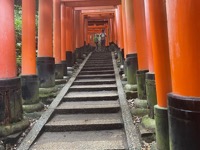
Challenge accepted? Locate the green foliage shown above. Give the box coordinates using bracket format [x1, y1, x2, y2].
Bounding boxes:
[14, 5, 22, 75]
[14, 5, 22, 55]
[14, 5, 38, 75]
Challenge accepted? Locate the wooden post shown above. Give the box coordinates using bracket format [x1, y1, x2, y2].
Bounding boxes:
[21, 0, 43, 113]
[167, 1, 200, 149]
[53, 0, 63, 79]
[147, 0, 172, 149]
[61, 3, 67, 75]
[123, 0, 138, 97]
[133, 0, 148, 70]
[65, 6, 73, 67]
[0, 0, 29, 137]
[37, 0, 55, 88]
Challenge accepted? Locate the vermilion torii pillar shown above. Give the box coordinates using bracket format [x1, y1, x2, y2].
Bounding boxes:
[167, 1, 200, 149]
[109, 18, 113, 43]
[144, 0, 156, 110]
[84, 18, 88, 44]
[124, 0, 137, 55]
[123, 0, 138, 96]
[113, 17, 118, 44]
[37, 0, 55, 89]
[74, 10, 81, 49]
[115, 6, 124, 71]
[132, 0, 150, 102]
[74, 10, 83, 60]
[148, 0, 172, 149]
[65, 6, 74, 67]
[80, 14, 84, 46]
[0, 0, 29, 137]
[132, 0, 148, 70]
[53, 0, 64, 79]
[122, 0, 127, 57]
[116, 5, 124, 50]
[61, 3, 67, 76]
[144, 0, 154, 73]
[21, 0, 43, 113]
[71, 9, 75, 52]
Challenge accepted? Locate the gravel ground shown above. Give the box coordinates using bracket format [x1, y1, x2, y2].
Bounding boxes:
[127, 98, 156, 150]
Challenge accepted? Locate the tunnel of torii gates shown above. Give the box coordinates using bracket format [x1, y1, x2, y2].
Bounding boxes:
[0, 0, 200, 149]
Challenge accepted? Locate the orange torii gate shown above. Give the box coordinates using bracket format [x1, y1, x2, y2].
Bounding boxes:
[1, 1, 200, 150]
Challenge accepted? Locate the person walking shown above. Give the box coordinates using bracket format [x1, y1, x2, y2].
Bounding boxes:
[94, 34, 99, 51]
[100, 29, 106, 51]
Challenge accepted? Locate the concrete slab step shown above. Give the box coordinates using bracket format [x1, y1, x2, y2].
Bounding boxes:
[63, 91, 118, 101]
[84, 64, 113, 67]
[82, 67, 114, 71]
[79, 70, 114, 75]
[77, 74, 115, 79]
[86, 59, 112, 62]
[30, 130, 127, 150]
[79, 69, 114, 75]
[88, 58, 112, 60]
[73, 79, 116, 85]
[56, 100, 120, 114]
[69, 84, 117, 91]
[85, 62, 113, 65]
[45, 113, 123, 131]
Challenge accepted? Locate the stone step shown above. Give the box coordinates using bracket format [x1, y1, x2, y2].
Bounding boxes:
[30, 130, 127, 150]
[69, 84, 117, 91]
[79, 70, 114, 75]
[45, 113, 123, 131]
[88, 58, 112, 60]
[84, 64, 113, 67]
[89, 56, 111, 58]
[63, 91, 119, 101]
[73, 79, 116, 85]
[56, 100, 120, 114]
[82, 67, 114, 71]
[85, 62, 113, 65]
[77, 74, 115, 79]
[86, 60, 112, 62]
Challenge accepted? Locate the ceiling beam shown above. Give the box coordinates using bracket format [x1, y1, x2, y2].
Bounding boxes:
[61, 0, 121, 7]
[75, 6, 115, 10]
[81, 9, 115, 14]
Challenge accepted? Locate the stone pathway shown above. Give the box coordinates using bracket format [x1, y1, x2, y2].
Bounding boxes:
[18, 52, 140, 150]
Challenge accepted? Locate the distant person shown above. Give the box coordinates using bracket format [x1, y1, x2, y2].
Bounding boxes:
[94, 34, 99, 50]
[100, 29, 106, 48]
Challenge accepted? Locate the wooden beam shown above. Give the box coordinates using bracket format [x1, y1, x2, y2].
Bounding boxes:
[82, 9, 115, 14]
[75, 6, 115, 10]
[62, 0, 121, 7]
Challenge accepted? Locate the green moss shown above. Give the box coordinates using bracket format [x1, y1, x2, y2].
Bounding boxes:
[0, 119, 29, 137]
[142, 115, 156, 130]
[134, 99, 148, 108]
[131, 108, 149, 117]
[23, 102, 44, 113]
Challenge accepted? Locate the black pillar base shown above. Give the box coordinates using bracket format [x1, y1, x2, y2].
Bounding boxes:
[55, 63, 64, 79]
[37, 57, 55, 88]
[21, 75, 43, 113]
[146, 72, 157, 118]
[126, 53, 138, 85]
[61, 61, 68, 76]
[154, 105, 169, 150]
[136, 70, 149, 99]
[168, 93, 200, 150]
[0, 77, 29, 136]
[72, 51, 76, 64]
[66, 51, 73, 67]
[75, 48, 83, 60]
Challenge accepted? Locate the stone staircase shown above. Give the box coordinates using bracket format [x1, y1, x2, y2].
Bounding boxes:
[19, 52, 140, 150]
